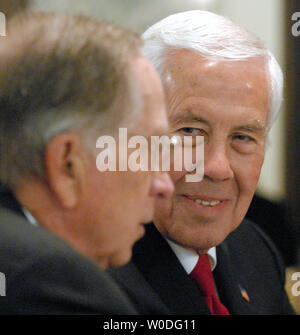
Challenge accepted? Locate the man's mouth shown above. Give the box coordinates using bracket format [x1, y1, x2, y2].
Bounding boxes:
[192, 199, 221, 207]
[181, 195, 228, 207]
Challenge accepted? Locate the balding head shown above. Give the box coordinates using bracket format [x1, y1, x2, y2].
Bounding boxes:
[0, 12, 142, 188]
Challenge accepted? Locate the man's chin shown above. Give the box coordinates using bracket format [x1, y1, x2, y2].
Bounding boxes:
[108, 248, 133, 268]
[137, 223, 146, 239]
[168, 227, 230, 251]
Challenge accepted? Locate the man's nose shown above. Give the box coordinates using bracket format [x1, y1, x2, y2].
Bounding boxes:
[150, 172, 174, 199]
[204, 144, 234, 182]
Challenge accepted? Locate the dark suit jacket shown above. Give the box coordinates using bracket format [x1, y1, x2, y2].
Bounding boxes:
[110, 220, 295, 315]
[0, 191, 137, 314]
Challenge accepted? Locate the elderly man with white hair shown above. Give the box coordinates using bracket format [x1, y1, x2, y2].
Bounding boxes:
[109, 10, 295, 315]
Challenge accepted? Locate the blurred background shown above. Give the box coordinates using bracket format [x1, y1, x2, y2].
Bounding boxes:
[1, 0, 300, 312]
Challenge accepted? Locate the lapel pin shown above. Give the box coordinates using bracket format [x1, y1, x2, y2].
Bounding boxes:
[239, 285, 250, 303]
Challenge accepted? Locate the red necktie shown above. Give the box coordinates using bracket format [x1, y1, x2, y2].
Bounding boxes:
[190, 254, 230, 315]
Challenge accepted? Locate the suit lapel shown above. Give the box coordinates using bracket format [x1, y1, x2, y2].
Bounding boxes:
[132, 224, 211, 315]
[214, 241, 257, 315]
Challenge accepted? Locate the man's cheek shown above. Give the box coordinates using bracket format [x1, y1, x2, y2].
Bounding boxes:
[247, 165, 264, 192]
[235, 157, 264, 193]
[154, 196, 173, 216]
[169, 170, 185, 184]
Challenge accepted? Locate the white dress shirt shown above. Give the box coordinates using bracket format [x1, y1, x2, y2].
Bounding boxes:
[165, 238, 217, 273]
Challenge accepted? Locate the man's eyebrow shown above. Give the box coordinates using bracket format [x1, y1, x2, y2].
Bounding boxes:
[233, 121, 266, 133]
[170, 110, 209, 125]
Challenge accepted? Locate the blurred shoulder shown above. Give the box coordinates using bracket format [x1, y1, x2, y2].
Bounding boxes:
[0, 207, 136, 314]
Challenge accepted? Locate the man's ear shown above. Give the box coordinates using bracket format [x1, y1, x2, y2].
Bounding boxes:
[44, 133, 86, 209]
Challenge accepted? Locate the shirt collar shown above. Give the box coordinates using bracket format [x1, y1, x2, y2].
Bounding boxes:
[22, 207, 38, 226]
[165, 238, 217, 273]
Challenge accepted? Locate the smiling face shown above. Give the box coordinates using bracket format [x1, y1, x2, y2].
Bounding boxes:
[154, 49, 270, 252]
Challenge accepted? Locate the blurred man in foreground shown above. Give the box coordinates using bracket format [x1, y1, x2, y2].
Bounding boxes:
[110, 10, 294, 314]
[0, 12, 173, 314]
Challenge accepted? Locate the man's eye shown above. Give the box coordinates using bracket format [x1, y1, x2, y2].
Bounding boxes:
[178, 127, 203, 135]
[233, 134, 254, 142]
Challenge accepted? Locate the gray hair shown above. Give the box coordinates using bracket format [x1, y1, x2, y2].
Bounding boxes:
[0, 12, 142, 189]
[142, 10, 283, 130]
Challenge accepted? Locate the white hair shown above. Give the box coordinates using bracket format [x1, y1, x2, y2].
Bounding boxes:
[142, 10, 283, 130]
